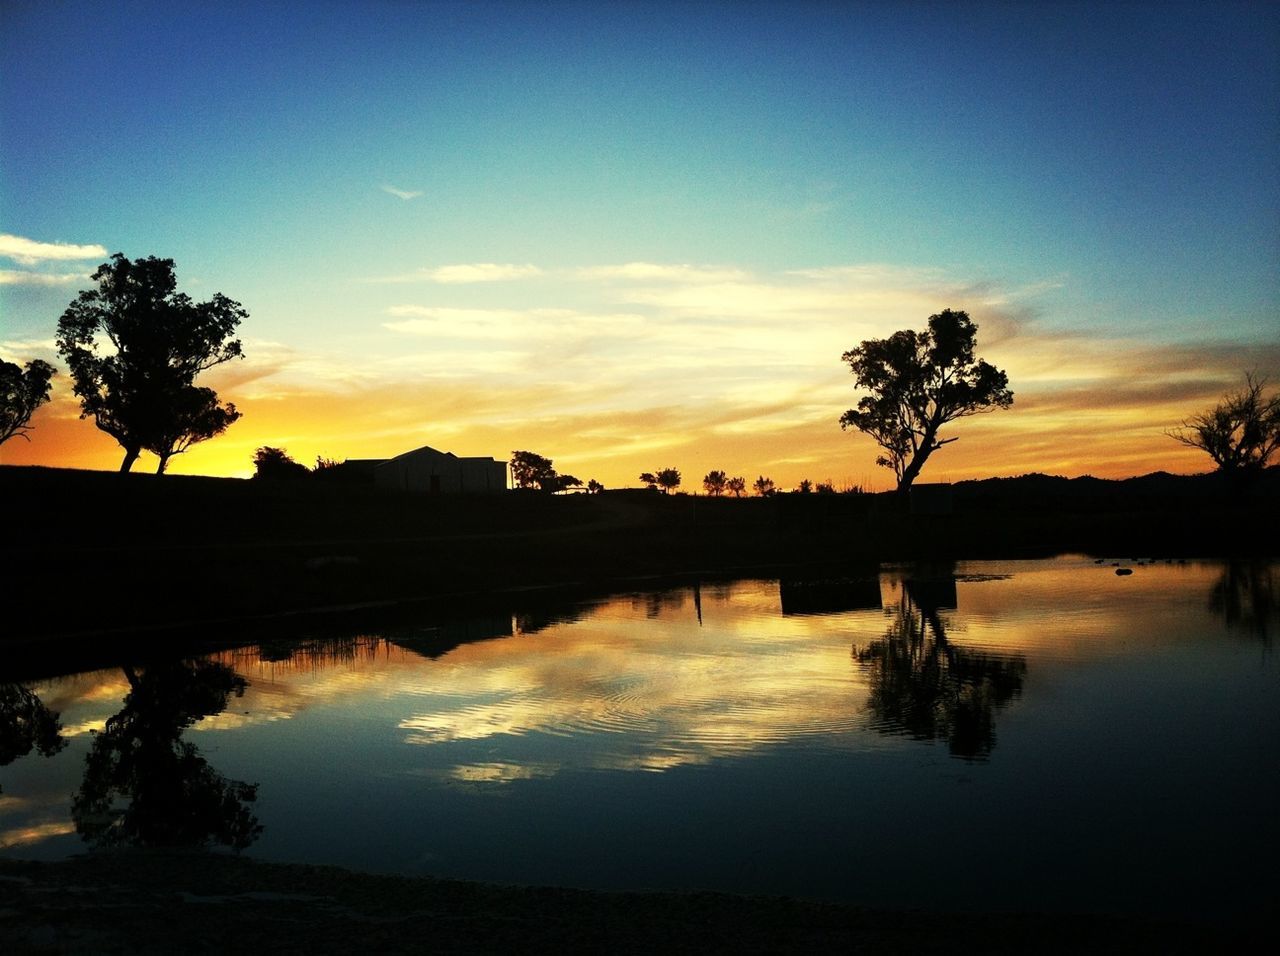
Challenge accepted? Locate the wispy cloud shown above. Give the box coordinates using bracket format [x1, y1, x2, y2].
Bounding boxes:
[580, 262, 749, 283]
[0, 269, 92, 286]
[364, 263, 544, 284]
[0, 234, 107, 266]
[420, 263, 542, 284]
[380, 184, 424, 200]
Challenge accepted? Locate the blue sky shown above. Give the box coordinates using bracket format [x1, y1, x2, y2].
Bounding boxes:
[2, 0, 1278, 484]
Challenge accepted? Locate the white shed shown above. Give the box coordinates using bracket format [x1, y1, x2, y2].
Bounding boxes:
[372, 445, 507, 494]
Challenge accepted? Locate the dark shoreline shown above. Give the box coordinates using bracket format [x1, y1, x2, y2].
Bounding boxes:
[3, 463, 1276, 663]
[0, 849, 1257, 955]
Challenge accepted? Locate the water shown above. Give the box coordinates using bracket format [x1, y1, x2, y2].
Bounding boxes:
[2, 556, 1276, 920]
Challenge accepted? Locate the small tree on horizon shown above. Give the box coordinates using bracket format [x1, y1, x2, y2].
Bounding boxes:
[0, 359, 56, 446]
[655, 467, 681, 494]
[703, 470, 727, 496]
[840, 308, 1012, 492]
[726, 476, 747, 498]
[1167, 373, 1280, 474]
[796, 478, 813, 494]
[753, 475, 775, 496]
[252, 446, 310, 480]
[586, 478, 605, 494]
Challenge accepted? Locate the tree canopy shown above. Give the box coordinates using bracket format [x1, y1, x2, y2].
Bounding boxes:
[0, 359, 56, 446]
[703, 470, 727, 496]
[840, 309, 1012, 491]
[56, 254, 245, 473]
[510, 450, 580, 492]
[1168, 373, 1280, 474]
[252, 446, 311, 480]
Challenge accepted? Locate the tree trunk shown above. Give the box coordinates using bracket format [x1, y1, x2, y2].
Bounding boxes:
[156, 454, 170, 475]
[119, 446, 141, 473]
[896, 445, 934, 492]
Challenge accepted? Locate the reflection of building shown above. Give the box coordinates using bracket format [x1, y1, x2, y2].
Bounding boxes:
[780, 577, 882, 615]
[346, 445, 507, 494]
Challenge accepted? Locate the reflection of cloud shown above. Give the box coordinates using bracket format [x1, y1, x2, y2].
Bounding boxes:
[447, 761, 559, 784]
[0, 820, 77, 849]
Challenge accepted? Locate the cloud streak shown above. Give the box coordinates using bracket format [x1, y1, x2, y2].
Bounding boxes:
[380, 184, 423, 200]
[0, 234, 107, 266]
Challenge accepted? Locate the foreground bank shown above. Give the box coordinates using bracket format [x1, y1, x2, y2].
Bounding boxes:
[0, 850, 1251, 955]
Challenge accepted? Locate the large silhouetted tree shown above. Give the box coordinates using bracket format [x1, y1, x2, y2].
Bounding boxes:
[0, 359, 56, 446]
[56, 254, 245, 473]
[1168, 373, 1280, 474]
[840, 309, 1012, 492]
[703, 470, 727, 496]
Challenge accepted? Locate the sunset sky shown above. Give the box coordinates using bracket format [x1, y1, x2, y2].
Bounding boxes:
[2, 0, 1277, 489]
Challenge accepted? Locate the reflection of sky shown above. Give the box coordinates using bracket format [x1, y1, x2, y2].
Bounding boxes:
[2, 559, 1277, 919]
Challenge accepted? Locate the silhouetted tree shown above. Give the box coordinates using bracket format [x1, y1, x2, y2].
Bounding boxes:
[586, 478, 605, 494]
[1168, 373, 1280, 474]
[71, 660, 262, 849]
[840, 309, 1012, 492]
[56, 254, 245, 472]
[816, 479, 836, 495]
[726, 475, 747, 497]
[511, 450, 555, 489]
[546, 473, 583, 493]
[703, 470, 727, 496]
[854, 579, 1026, 760]
[639, 471, 658, 490]
[796, 478, 813, 494]
[510, 450, 579, 492]
[753, 475, 775, 496]
[252, 446, 310, 480]
[148, 386, 240, 474]
[0, 359, 56, 446]
[0, 684, 67, 793]
[655, 467, 681, 494]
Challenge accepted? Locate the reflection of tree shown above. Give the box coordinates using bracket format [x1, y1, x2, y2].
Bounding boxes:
[0, 684, 67, 793]
[854, 582, 1026, 761]
[1210, 561, 1276, 643]
[72, 660, 262, 850]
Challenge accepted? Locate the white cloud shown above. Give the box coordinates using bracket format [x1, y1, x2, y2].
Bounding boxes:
[384, 306, 644, 341]
[421, 263, 543, 284]
[380, 184, 424, 200]
[0, 234, 107, 266]
[364, 263, 544, 284]
[580, 262, 749, 283]
[0, 269, 91, 286]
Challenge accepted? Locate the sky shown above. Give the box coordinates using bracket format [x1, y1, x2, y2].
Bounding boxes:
[2, 0, 1278, 489]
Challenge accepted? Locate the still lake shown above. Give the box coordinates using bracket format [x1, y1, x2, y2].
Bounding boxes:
[2, 555, 1276, 921]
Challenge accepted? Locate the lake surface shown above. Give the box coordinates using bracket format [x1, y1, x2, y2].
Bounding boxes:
[3, 556, 1276, 921]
